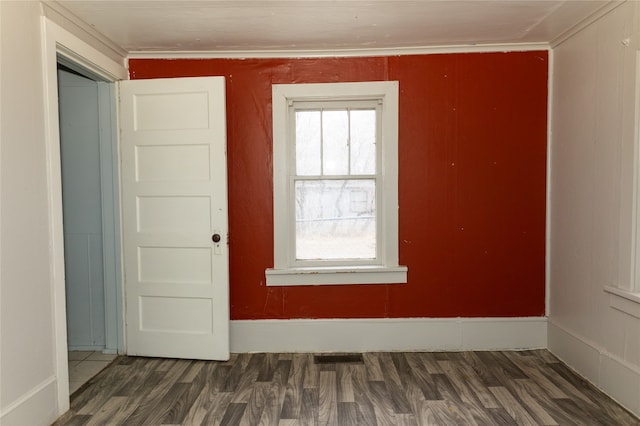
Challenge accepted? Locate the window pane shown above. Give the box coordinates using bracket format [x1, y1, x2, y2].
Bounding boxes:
[295, 179, 376, 260]
[322, 110, 349, 175]
[295, 111, 321, 175]
[350, 109, 376, 174]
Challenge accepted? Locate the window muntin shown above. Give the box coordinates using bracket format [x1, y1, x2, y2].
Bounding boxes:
[292, 102, 380, 264]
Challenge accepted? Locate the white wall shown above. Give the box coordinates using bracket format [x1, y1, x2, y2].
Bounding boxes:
[0, 1, 59, 424]
[1, 2, 126, 424]
[549, 0, 640, 417]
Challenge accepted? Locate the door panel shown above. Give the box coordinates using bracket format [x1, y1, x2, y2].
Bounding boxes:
[58, 69, 106, 350]
[120, 77, 229, 360]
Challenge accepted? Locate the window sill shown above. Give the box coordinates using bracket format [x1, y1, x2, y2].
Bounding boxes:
[265, 265, 408, 286]
[604, 286, 640, 319]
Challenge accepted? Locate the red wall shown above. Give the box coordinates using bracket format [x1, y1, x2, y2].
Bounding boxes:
[129, 52, 547, 319]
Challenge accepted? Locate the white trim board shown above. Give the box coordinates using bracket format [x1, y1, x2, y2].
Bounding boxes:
[548, 320, 640, 417]
[0, 377, 58, 425]
[41, 16, 127, 418]
[127, 43, 549, 60]
[40, 1, 128, 63]
[230, 317, 547, 353]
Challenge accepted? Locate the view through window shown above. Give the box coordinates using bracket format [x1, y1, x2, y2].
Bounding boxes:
[294, 106, 378, 261]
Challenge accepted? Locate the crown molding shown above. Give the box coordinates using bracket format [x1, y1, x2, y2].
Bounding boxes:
[551, 0, 628, 48]
[127, 43, 549, 60]
[41, 1, 127, 63]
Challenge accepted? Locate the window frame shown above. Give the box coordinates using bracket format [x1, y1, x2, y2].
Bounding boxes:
[603, 50, 640, 314]
[266, 81, 407, 286]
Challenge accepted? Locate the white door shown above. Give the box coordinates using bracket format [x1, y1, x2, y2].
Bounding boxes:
[119, 77, 229, 360]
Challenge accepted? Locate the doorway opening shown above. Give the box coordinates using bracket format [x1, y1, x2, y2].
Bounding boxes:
[56, 58, 122, 393]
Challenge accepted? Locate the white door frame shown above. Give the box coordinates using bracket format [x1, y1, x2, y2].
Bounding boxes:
[41, 17, 127, 415]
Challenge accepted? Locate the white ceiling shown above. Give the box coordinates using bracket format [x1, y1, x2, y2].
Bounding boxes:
[55, 0, 614, 53]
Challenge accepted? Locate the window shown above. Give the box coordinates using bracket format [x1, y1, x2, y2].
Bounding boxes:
[603, 53, 640, 313]
[266, 81, 407, 286]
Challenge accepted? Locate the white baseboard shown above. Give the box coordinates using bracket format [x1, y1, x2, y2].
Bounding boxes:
[548, 320, 640, 417]
[230, 317, 547, 353]
[0, 376, 59, 425]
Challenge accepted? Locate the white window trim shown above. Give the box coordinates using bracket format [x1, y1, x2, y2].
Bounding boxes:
[266, 81, 407, 286]
[630, 51, 640, 295]
[604, 51, 640, 315]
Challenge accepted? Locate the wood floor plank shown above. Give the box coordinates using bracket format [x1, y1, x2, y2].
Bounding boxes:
[418, 352, 444, 375]
[155, 358, 177, 372]
[73, 365, 130, 415]
[299, 387, 319, 426]
[379, 353, 412, 414]
[503, 351, 569, 400]
[404, 352, 441, 401]
[179, 360, 205, 383]
[513, 379, 582, 426]
[303, 354, 319, 390]
[462, 352, 502, 387]
[431, 373, 464, 405]
[455, 360, 501, 409]
[397, 370, 424, 425]
[55, 413, 92, 426]
[141, 382, 191, 426]
[438, 360, 483, 406]
[318, 371, 337, 426]
[256, 360, 292, 425]
[239, 382, 270, 426]
[211, 363, 233, 392]
[552, 398, 599, 425]
[222, 353, 251, 393]
[121, 360, 192, 424]
[257, 353, 280, 382]
[367, 381, 399, 426]
[165, 363, 208, 424]
[350, 363, 378, 426]
[182, 386, 233, 426]
[232, 353, 267, 403]
[476, 351, 528, 381]
[336, 364, 355, 403]
[559, 390, 639, 426]
[362, 352, 384, 381]
[489, 385, 538, 426]
[541, 364, 595, 405]
[70, 358, 137, 410]
[438, 361, 502, 426]
[546, 361, 620, 410]
[508, 379, 559, 425]
[486, 407, 521, 425]
[82, 396, 127, 426]
[57, 350, 640, 426]
[111, 357, 162, 397]
[219, 402, 247, 426]
[92, 370, 165, 424]
[337, 401, 358, 424]
[257, 386, 282, 426]
[393, 413, 419, 426]
[420, 400, 477, 426]
[452, 360, 508, 420]
[180, 382, 215, 425]
[280, 353, 308, 419]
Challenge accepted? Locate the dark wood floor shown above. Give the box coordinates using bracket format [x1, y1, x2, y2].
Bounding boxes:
[53, 350, 639, 425]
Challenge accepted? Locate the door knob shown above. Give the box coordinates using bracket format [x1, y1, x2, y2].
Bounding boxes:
[212, 233, 221, 243]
